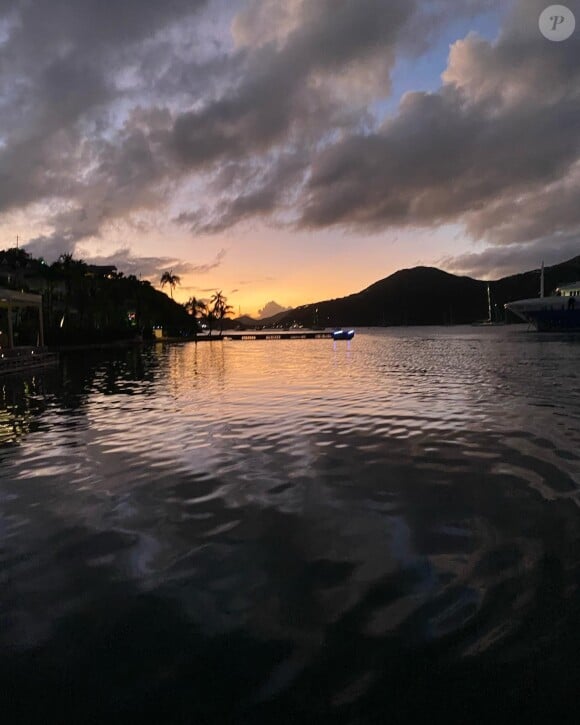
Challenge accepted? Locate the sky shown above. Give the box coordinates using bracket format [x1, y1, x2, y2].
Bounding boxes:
[0, 0, 579, 317]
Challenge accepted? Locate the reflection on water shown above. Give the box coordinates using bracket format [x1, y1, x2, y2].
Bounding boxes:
[2, 328, 580, 722]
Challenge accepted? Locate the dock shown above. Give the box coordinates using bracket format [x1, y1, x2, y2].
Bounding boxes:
[1, 287, 56, 374]
[222, 331, 334, 341]
[0, 349, 59, 376]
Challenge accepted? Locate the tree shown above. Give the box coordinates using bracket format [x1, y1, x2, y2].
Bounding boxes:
[203, 306, 216, 338]
[184, 296, 207, 318]
[52, 253, 88, 328]
[160, 270, 181, 299]
[184, 296, 207, 336]
[0, 247, 31, 267]
[210, 290, 234, 337]
[0, 247, 32, 290]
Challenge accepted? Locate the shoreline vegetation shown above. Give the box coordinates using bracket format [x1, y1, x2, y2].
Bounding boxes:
[0, 247, 238, 349]
[2, 247, 580, 350]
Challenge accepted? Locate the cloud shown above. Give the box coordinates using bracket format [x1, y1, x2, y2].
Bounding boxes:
[189, 248, 228, 273]
[5, 0, 576, 276]
[25, 232, 79, 261]
[168, 0, 415, 170]
[68, 246, 227, 280]
[257, 300, 292, 319]
[166, 0, 503, 232]
[439, 233, 580, 279]
[179, 187, 279, 233]
[298, 0, 580, 252]
[0, 0, 209, 252]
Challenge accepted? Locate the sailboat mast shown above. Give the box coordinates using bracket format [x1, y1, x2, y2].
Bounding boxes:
[487, 283, 492, 322]
[540, 261, 545, 298]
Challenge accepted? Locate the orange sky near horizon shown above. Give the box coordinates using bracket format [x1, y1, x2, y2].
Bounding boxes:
[147, 223, 476, 317]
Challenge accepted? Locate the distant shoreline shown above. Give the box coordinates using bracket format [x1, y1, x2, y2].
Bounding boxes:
[48, 334, 230, 352]
[47, 323, 535, 352]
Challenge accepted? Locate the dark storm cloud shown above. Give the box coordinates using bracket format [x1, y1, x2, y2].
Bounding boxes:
[3, 0, 207, 59]
[298, 0, 580, 249]
[164, 0, 504, 217]
[464, 163, 580, 246]
[0, 54, 109, 214]
[175, 147, 311, 232]
[167, 0, 417, 169]
[0, 0, 208, 254]
[301, 93, 580, 229]
[439, 234, 580, 279]
[25, 232, 79, 261]
[3, 0, 574, 271]
[179, 188, 279, 234]
[78, 247, 227, 280]
[168, 0, 580, 252]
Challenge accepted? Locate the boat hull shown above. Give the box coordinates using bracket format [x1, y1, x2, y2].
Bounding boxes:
[332, 330, 355, 340]
[521, 308, 580, 332]
[505, 295, 580, 331]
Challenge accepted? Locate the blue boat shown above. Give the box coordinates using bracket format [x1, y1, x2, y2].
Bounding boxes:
[332, 329, 355, 340]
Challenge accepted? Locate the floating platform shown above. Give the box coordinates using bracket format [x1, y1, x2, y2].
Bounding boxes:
[332, 329, 355, 340]
[0, 349, 59, 375]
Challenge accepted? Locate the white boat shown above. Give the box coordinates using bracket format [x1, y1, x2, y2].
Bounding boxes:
[473, 283, 505, 326]
[505, 264, 580, 331]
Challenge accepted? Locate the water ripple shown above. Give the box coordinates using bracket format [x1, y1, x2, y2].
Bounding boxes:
[2, 329, 580, 720]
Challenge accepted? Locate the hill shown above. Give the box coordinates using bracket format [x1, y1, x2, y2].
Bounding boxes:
[493, 255, 580, 308]
[272, 255, 580, 327]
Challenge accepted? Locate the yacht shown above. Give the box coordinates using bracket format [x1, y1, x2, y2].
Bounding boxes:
[505, 266, 580, 331]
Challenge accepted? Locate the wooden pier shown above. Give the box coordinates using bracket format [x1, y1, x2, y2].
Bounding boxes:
[0, 349, 58, 376]
[222, 331, 334, 341]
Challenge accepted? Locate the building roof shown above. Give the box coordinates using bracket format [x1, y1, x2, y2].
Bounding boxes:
[0, 287, 42, 306]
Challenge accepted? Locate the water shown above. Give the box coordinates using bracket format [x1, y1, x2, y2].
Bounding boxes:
[2, 327, 580, 723]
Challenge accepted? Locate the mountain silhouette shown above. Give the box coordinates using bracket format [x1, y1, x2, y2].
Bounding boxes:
[247, 255, 580, 327]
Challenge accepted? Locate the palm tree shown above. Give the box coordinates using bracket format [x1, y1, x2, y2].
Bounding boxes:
[184, 296, 207, 336]
[210, 290, 224, 309]
[53, 253, 88, 329]
[210, 290, 234, 337]
[204, 306, 217, 338]
[184, 296, 206, 317]
[160, 270, 181, 299]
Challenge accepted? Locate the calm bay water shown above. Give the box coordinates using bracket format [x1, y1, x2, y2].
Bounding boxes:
[2, 327, 580, 723]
